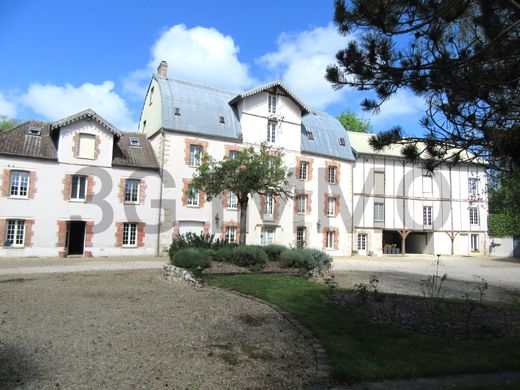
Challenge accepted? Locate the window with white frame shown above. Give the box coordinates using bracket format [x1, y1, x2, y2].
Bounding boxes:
[261, 227, 275, 246]
[189, 145, 202, 167]
[471, 234, 479, 251]
[5, 220, 25, 247]
[327, 197, 336, 216]
[326, 230, 335, 249]
[70, 175, 87, 200]
[187, 186, 199, 207]
[229, 150, 239, 160]
[296, 227, 305, 248]
[297, 195, 306, 214]
[268, 94, 277, 114]
[328, 166, 337, 184]
[264, 193, 274, 215]
[77, 133, 96, 159]
[423, 206, 433, 226]
[299, 161, 309, 180]
[469, 207, 480, 225]
[423, 173, 432, 194]
[125, 179, 140, 203]
[267, 122, 276, 143]
[225, 226, 237, 243]
[122, 223, 137, 247]
[374, 202, 385, 222]
[226, 191, 238, 209]
[9, 171, 29, 198]
[468, 178, 478, 196]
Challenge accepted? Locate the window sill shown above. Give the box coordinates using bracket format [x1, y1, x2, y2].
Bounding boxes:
[186, 205, 200, 208]
[8, 196, 29, 200]
[122, 245, 138, 248]
[69, 198, 87, 203]
[75, 156, 96, 161]
[226, 207, 238, 210]
[124, 201, 140, 205]
[2, 245, 25, 249]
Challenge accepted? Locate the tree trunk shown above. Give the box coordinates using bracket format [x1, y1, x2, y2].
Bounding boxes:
[238, 196, 248, 246]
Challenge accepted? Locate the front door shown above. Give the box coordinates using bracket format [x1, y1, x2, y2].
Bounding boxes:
[357, 233, 367, 255]
[67, 221, 86, 255]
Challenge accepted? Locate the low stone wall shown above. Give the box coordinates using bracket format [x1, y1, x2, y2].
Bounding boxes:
[163, 264, 199, 286]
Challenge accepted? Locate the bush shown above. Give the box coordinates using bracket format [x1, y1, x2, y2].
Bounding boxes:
[279, 249, 317, 270]
[262, 244, 289, 262]
[169, 232, 234, 258]
[170, 248, 211, 272]
[212, 246, 236, 263]
[232, 245, 268, 267]
[304, 248, 332, 270]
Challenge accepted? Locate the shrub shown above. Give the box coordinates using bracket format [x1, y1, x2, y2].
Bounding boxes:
[169, 232, 234, 259]
[304, 248, 332, 270]
[171, 248, 211, 272]
[279, 249, 317, 270]
[232, 245, 268, 267]
[212, 246, 236, 263]
[262, 244, 289, 262]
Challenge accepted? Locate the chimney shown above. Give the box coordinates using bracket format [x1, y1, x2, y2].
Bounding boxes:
[157, 61, 168, 79]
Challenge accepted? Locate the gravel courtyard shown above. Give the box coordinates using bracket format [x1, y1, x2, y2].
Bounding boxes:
[0, 270, 315, 389]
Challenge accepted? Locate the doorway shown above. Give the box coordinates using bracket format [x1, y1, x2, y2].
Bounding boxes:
[67, 221, 86, 255]
[357, 233, 367, 255]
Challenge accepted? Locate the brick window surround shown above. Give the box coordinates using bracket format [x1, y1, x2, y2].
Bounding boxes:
[0, 219, 35, 247]
[182, 178, 205, 208]
[72, 133, 101, 160]
[118, 178, 147, 204]
[221, 220, 240, 243]
[323, 194, 340, 217]
[56, 220, 94, 255]
[224, 145, 244, 158]
[63, 174, 94, 201]
[325, 161, 341, 184]
[115, 222, 145, 247]
[260, 193, 281, 219]
[323, 227, 339, 250]
[222, 190, 240, 209]
[294, 190, 312, 215]
[295, 157, 313, 181]
[2, 169, 37, 199]
[184, 138, 209, 166]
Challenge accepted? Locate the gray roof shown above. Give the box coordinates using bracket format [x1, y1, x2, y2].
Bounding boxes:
[0, 121, 58, 161]
[155, 75, 242, 140]
[112, 133, 159, 170]
[301, 112, 355, 161]
[51, 108, 122, 136]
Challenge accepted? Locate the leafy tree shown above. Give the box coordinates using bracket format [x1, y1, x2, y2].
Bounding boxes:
[337, 109, 371, 133]
[326, 0, 520, 173]
[0, 115, 19, 132]
[190, 143, 292, 245]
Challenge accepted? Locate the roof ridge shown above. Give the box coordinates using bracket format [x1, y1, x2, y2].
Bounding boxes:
[154, 74, 239, 95]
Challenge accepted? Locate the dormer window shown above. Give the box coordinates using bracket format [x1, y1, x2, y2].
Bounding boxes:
[129, 137, 141, 148]
[149, 86, 154, 106]
[307, 131, 314, 140]
[27, 127, 41, 136]
[268, 94, 277, 114]
[219, 116, 225, 124]
[174, 107, 181, 116]
[77, 133, 96, 160]
[339, 137, 346, 146]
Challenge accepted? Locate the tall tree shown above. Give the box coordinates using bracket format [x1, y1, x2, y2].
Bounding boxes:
[0, 115, 19, 132]
[326, 0, 520, 173]
[337, 109, 372, 133]
[190, 143, 292, 245]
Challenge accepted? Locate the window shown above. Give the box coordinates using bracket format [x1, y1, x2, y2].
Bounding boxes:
[328, 166, 337, 184]
[225, 226, 237, 243]
[469, 207, 480, 225]
[219, 116, 225, 124]
[261, 227, 275, 246]
[129, 137, 141, 147]
[296, 227, 306, 248]
[149, 86, 154, 105]
[9, 171, 29, 198]
[423, 206, 433, 226]
[77, 133, 96, 159]
[122, 223, 137, 247]
[229, 150, 239, 160]
[267, 122, 276, 143]
[264, 193, 274, 215]
[374, 171, 385, 195]
[326, 231, 335, 249]
[226, 191, 238, 209]
[142, 120, 147, 132]
[174, 107, 181, 116]
[339, 137, 346, 146]
[27, 127, 41, 136]
[5, 220, 25, 247]
[423, 174, 433, 194]
[374, 202, 385, 222]
[327, 197, 336, 216]
[125, 179, 140, 203]
[307, 131, 314, 140]
[471, 234, 479, 251]
[297, 195, 306, 214]
[268, 94, 277, 114]
[189, 144, 202, 167]
[299, 161, 308, 180]
[70, 175, 87, 200]
[187, 187, 199, 207]
[468, 178, 478, 196]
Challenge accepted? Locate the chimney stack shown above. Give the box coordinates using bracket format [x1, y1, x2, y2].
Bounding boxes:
[157, 61, 168, 79]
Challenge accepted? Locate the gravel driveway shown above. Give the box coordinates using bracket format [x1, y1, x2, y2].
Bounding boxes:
[0, 270, 315, 389]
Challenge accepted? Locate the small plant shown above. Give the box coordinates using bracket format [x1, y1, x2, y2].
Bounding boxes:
[169, 232, 234, 259]
[279, 249, 317, 271]
[420, 254, 448, 310]
[171, 248, 212, 273]
[354, 274, 380, 303]
[263, 244, 289, 262]
[473, 275, 488, 304]
[232, 245, 268, 267]
[353, 282, 370, 303]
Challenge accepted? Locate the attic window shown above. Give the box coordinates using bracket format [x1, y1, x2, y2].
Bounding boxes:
[174, 107, 181, 116]
[27, 127, 41, 136]
[129, 137, 141, 147]
[339, 137, 346, 146]
[219, 116, 225, 124]
[307, 131, 314, 140]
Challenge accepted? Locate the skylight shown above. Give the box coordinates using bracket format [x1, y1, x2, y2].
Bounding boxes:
[219, 116, 225, 124]
[307, 131, 314, 140]
[129, 137, 141, 147]
[339, 137, 346, 146]
[27, 127, 42, 136]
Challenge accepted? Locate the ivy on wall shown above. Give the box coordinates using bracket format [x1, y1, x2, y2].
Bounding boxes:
[488, 214, 520, 237]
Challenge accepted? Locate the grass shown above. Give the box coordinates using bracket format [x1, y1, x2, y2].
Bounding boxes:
[210, 274, 520, 384]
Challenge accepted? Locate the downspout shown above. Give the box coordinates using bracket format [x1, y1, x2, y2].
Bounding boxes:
[351, 162, 355, 255]
[156, 129, 166, 256]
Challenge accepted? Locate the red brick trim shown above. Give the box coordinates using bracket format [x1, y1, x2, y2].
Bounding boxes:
[295, 225, 309, 246]
[323, 194, 340, 217]
[260, 193, 281, 219]
[72, 133, 80, 157]
[296, 157, 313, 181]
[85, 221, 94, 247]
[294, 190, 312, 215]
[139, 179, 147, 204]
[87, 176, 94, 202]
[0, 219, 5, 244]
[73, 133, 100, 160]
[28, 171, 37, 199]
[323, 227, 339, 250]
[184, 138, 209, 166]
[137, 222, 145, 247]
[203, 222, 210, 235]
[115, 222, 123, 247]
[94, 135, 101, 160]
[1, 170, 9, 197]
[173, 220, 180, 237]
[182, 178, 204, 207]
[2, 170, 36, 199]
[24, 219, 35, 247]
[224, 145, 244, 158]
[56, 220, 67, 247]
[63, 175, 72, 200]
[118, 178, 125, 204]
[325, 161, 341, 184]
[221, 220, 239, 242]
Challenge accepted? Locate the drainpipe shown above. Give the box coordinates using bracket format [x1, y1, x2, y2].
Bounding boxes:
[351, 162, 355, 255]
[156, 129, 166, 256]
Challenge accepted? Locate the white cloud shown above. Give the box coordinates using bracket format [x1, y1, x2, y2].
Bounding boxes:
[0, 92, 17, 117]
[124, 24, 256, 97]
[259, 23, 351, 110]
[20, 81, 137, 131]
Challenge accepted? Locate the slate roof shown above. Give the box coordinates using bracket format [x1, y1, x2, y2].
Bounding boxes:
[0, 121, 58, 161]
[112, 133, 159, 170]
[51, 109, 122, 136]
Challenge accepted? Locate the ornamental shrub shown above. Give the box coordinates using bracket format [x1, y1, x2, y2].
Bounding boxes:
[169, 232, 234, 258]
[279, 249, 317, 270]
[212, 246, 236, 263]
[170, 248, 211, 272]
[263, 244, 289, 262]
[232, 245, 268, 267]
[303, 248, 332, 270]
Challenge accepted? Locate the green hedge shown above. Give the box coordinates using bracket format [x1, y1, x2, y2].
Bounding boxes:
[171, 248, 212, 272]
[488, 213, 520, 237]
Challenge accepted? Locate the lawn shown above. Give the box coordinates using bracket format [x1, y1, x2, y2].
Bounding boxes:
[210, 274, 520, 384]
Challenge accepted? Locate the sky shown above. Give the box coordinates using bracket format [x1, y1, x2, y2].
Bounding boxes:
[0, 0, 426, 134]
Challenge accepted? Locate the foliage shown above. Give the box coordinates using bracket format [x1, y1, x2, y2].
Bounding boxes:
[0, 115, 19, 133]
[420, 255, 448, 310]
[168, 232, 232, 258]
[488, 214, 520, 237]
[326, 0, 520, 173]
[191, 143, 292, 245]
[262, 244, 289, 262]
[279, 249, 317, 271]
[353, 275, 380, 303]
[304, 248, 333, 270]
[170, 248, 211, 272]
[211, 246, 236, 263]
[337, 109, 371, 133]
[231, 245, 268, 267]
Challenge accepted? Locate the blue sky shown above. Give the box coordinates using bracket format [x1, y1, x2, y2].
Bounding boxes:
[0, 0, 425, 134]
